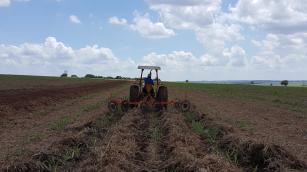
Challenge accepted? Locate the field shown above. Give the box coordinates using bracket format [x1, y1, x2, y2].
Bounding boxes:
[0, 75, 307, 172]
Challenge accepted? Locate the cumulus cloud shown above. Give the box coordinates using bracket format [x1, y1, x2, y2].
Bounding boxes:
[0, 0, 10, 7]
[129, 13, 175, 39]
[0, 0, 29, 7]
[0, 37, 136, 76]
[250, 32, 307, 69]
[229, 0, 307, 33]
[145, 0, 246, 63]
[69, 15, 81, 24]
[109, 13, 175, 39]
[146, 0, 221, 29]
[109, 16, 127, 25]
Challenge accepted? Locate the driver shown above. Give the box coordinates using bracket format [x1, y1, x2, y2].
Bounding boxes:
[143, 73, 155, 96]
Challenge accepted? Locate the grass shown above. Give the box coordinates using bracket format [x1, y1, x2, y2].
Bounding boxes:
[191, 121, 205, 135]
[94, 113, 115, 129]
[63, 146, 81, 161]
[168, 82, 307, 114]
[150, 127, 162, 142]
[82, 102, 101, 112]
[49, 116, 72, 131]
[27, 132, 43, 143]
[235, 120, 253, 131]
[184, 112, 198, 123]
[204, 127, 220, 144]
[184, 112, 220, 144]
[224, 147, 239, 165]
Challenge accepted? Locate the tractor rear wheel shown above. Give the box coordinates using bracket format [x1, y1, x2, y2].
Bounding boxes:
[129, 85, 139, 108]
[156, 86, 168, 110]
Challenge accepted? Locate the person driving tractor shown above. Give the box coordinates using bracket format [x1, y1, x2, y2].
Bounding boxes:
[143, 73, 155, 96]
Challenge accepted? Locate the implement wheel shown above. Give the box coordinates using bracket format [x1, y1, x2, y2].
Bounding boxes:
[180, 100, 191, 112]
[108, 100, 119, 113]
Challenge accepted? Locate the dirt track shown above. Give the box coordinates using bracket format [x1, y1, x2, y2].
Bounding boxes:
[1, 81, 307, 171]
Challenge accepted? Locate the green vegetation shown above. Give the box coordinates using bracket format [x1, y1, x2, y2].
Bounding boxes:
[184, 112, 198, 123]
[82, 102, 101, 112]
[168, 82, 307, 114]
[280, 80, 289, 86]
[184, 112, 220, 144]
[204, 127, 220, 144]
[49, 116, 72, 131]
[150, 127, 162, 142]
[224, 147, 239, 165]
[63, 146, 81, 161]
[191, 121, 205, 135]
[27, 132, 43, 143]
[94, 113, 116, 129]
[235, 120, 253, 131]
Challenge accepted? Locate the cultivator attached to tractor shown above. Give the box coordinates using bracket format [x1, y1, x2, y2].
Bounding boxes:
[107, 66, 191, 113]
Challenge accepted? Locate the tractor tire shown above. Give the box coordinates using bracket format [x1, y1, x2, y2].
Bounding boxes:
[129, 85, 139, 108]
[156, 86, 168, 110]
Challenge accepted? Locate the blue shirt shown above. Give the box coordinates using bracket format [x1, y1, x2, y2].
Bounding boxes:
[144, 77, 154, 85]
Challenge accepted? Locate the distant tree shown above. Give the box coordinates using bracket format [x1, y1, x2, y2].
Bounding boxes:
[251, 81, 254, 85]
[280, 80, 289, 86]
[106, 76, 114, 79]
[61, 70, 68, 77]
[115, 76, 122, 79]
[186, 80, 189, 83]
[71, 75, 78, 78]
[61, 73, 68, 77]
[85, 74, 95, 78]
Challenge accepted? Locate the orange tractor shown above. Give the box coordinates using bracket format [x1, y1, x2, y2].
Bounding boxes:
[107, 66, 191, 113]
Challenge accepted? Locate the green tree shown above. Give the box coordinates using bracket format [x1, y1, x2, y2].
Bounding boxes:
[280, 80, 289, 86]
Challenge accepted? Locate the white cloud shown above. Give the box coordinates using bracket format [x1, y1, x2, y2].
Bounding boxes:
[109, 16, 127, 25]
[147, 0, 221, 29]
[250, 32, 307, 69]
[69, 15, 81, 24]
[0, 0, 29, 7]
[0, 37, 136, 77]
[195, 23, 244, 54]
[223, 46, 246, 67]
[0, 0, 10, 6]
[109, 13, 175, 39]
[130, 13, 175, 39]
[229, 0, 307, 33]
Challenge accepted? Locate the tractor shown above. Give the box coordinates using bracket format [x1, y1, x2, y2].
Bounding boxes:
[107, 66, 191, 113]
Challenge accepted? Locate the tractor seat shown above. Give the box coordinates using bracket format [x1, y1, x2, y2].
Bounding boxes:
[143, 84, 155, 97]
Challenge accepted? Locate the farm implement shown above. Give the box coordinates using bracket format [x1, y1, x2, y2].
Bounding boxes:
[107, 66, 191, 113]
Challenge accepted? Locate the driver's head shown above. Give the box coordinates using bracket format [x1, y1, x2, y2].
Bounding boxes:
[147, 73, 151, 78]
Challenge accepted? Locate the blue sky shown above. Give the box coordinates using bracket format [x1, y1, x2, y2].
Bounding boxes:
[1, 0, 307, 81]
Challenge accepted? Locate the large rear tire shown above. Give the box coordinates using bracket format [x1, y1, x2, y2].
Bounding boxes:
[156, 86, 168, 110]
[129, 85, 139, 108]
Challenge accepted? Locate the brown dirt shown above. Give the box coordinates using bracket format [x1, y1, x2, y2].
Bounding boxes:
[170, 87, 307, 165]
[1, 83, 307, 172]
[0, 80, 128, 116]
[0, 80, 128, 169]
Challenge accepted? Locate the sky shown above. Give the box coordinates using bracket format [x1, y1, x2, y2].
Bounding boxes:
[0, 0, 307, 81]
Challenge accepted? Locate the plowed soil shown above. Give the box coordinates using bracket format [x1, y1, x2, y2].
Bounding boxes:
[1, 79, 306, 172]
